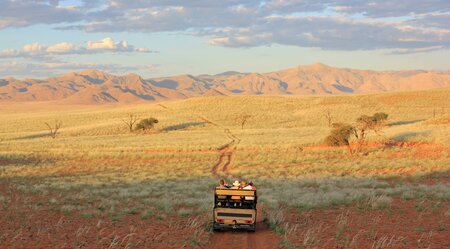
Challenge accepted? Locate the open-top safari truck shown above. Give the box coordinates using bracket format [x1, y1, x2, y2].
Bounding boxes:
[213, 188, 257, 231]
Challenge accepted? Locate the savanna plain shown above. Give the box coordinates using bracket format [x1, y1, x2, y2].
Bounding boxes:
[1, 89, 449, 249]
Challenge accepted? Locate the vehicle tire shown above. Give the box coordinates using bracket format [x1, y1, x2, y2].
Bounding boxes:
[213, 222, 220, 232]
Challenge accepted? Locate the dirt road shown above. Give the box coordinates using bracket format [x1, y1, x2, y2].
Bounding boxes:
[211, 139, 236, 177]
[209, 128, 279, 248]
[208, 207, 280, 249]
[156, 105, 280, 248]
[208, 222, 279, 249]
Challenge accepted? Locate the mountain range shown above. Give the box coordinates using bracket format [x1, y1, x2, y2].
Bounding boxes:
[1, 63, 449, 104]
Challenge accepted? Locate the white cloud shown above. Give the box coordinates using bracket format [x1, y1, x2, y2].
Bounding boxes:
[23, 43, 46, 53]
[47, 42, 79, 53]
[0, 37, 151, 59]
[0, 1, 449, 52]
[87, 37, 118, 50]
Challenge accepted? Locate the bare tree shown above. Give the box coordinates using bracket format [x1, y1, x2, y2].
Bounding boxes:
[122, 114, 139, 132]
[44, 120, 62, 139]
[324, 109, 332, 127]
[238, 114, 251, 129]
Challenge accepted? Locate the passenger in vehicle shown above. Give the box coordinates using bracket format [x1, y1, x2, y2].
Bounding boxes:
[231, 180, 241, 200]
[240, 180, 248, 189]
[218, 179, 229, 189]
[243, 180, 256, 200]
[231, 180, 240, 189]
[248, 181, 256, 190]
[243, 180, 253, 190]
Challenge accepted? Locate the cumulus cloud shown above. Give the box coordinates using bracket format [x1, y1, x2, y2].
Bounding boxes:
[47, 42, 80, 53]
[87, 37, 134, 52]
[0, 1, 449, 53]
[0, 37, 151, 59]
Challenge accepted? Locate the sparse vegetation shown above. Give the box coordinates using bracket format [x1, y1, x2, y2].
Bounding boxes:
[325, 112, 389, 154]
[135, 117, 158, 131]
[324, 109, 332, 127]
[0, 89, 449, 248]
[325, 123, 355, 155]
[237, 114, 251, 129]
[122, 113, 139, 132]
[354, 112, 388, 150]
[44, 120, 62, 139]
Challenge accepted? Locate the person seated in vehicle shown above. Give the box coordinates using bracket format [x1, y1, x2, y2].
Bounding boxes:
[243, 180, 256, 200]
[231, 180, 241, 200]
[217, 179, 229, 201]
[218, 179, 229, 189]
[241, 180, 248, 189]
[248, 181, 256, 190]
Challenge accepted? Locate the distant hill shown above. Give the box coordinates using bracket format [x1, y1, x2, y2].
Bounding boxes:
[1, 64, 449, 104]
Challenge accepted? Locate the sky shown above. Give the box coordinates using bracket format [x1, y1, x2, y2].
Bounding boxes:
[0, 0, 449, 78]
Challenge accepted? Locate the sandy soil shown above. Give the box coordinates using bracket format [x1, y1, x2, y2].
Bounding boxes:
[207, 221, 279, 249]
[283, 198, 450, 249]
[0, 183, 208, 249]
[207, 206, 280, 249]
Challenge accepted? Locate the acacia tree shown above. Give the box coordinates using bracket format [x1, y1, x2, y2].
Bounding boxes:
[135, 117, 159, 132]
[354, 112, 388, 149]
[325, 123, 355, 155]
[324, 112, 388, 155]
[122, 113, 139, 132]
[44, 120, 62, 139]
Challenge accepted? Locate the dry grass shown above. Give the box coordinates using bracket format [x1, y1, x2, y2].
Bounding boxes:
[0, 89, 449, 242]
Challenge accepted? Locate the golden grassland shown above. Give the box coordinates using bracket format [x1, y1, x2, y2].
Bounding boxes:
[1, 89, 450, 243]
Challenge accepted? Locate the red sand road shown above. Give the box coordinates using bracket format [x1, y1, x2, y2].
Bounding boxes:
[208, 207, 280, 249]
[208, 222, 279, 249]
[207, 126, 280, 249]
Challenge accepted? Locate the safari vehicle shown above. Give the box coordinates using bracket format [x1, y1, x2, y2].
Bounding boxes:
[213, 188, 257, 231]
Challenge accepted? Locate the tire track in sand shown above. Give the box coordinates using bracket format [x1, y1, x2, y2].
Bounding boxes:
[211, 138, 236, 178]
[201, 121, 279, 249]
[190, 113, 239, 177]
[157, 103, 237, 177]
[157, 104, 279, 248]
